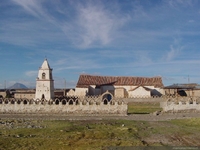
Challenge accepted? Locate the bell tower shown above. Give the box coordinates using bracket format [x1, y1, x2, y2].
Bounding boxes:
[35, 59, 54, 100]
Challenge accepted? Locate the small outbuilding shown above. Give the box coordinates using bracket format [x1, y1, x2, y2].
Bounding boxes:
[164, 83, 200, 97]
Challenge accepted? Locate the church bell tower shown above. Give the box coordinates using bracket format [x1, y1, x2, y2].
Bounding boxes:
[35, 59, 54, 100]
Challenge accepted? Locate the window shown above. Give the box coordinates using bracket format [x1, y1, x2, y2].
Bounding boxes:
[42, 73, 46, 79]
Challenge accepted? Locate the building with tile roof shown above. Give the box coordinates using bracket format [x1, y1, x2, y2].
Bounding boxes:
[75, 74, 164, 98]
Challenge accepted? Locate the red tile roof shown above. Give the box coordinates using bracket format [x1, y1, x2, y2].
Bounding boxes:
[76, 74, 163, 88]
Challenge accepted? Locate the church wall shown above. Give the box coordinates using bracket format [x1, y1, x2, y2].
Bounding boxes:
[113, 86, 152, 98]
[75, 85, 164, 98]
[0, 100, 127, 115]
[128, 87, 150, 98]
[115, 88, 125, 98]
[67, 89, 75, 96]
[35, 81, 54, 100]
[114, 86, 164, 98]
[75, 87, 88, 96]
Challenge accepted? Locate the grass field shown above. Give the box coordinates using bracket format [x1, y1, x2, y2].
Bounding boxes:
[0, 102, 200, 149]
[1, 118, 200, 149]
[128, 102, 162, 114]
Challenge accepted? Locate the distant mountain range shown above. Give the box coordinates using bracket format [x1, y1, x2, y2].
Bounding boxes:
[9, 83, 28, 89]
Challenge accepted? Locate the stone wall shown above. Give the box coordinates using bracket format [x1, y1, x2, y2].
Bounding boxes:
[0, 91, 127, 116]
[160, 97, 200, 112]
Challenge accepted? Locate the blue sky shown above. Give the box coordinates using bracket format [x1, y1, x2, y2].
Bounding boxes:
[0, 0, 200, 88]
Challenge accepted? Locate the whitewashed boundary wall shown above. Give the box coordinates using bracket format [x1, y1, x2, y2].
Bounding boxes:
[160, 97, 200, 112]
[0, 91, 127, 116]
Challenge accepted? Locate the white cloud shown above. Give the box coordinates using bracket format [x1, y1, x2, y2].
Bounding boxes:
[165, 38, 184, 61]
[61, 2, 130, 48]
[12, 0, 44, 18]
[168, 0, 197, 8]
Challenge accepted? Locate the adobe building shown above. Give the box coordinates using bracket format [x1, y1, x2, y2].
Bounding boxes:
[0, 89, 9, 98]
[14, 89, 35, 99]
[75, 74, 164, 98]
[164, 83, 200, 97]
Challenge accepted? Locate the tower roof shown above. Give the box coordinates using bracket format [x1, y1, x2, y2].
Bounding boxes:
[41, 59, 51, 69]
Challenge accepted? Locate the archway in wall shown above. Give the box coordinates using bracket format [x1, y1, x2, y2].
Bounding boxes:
[101, 91, 113, 104]
[4, 99, 9, 104]
[103, 99, 108, 105]
[42, 94, 45, 99]
[62, 99, 66, 105]
[69, 99, 73, 105]
[11, 99, 15, 104]
[55, 99, 59, 105]
[178, 90, 187, 96]
[102, 93, 113, 102]
[23, 100, 28, 104]
[42, 73, 46, 79]
[17, 100, 21, 104]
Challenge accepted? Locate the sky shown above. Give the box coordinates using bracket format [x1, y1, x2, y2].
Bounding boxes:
[0, 0, 200, 89]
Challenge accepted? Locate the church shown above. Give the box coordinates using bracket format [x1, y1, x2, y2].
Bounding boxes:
[14, 59, 164, 99]
[14, 59, 55, 100]
[75, 74, 164, 98]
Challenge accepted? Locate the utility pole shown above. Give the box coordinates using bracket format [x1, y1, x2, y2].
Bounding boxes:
[64, 78, 66, 96]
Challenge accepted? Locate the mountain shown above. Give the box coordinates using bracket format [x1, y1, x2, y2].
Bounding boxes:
[9, 83, 28, 89]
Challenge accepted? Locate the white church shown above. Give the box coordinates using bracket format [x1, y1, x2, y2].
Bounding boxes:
[14, 59, 164, 99]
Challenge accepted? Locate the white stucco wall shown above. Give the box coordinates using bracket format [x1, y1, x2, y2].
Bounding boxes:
[75, 87, 88, 96]
[67, 89, 75, 96]
[0, 101, 127, 115]
[76, 85, 164, 98]
[160, 101, 200, 112]
[128, 87, 150, 98]
[35, 81, 54, 100]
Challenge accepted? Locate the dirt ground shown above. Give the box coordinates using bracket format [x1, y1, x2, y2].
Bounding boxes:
[0, 112, 200, 121]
